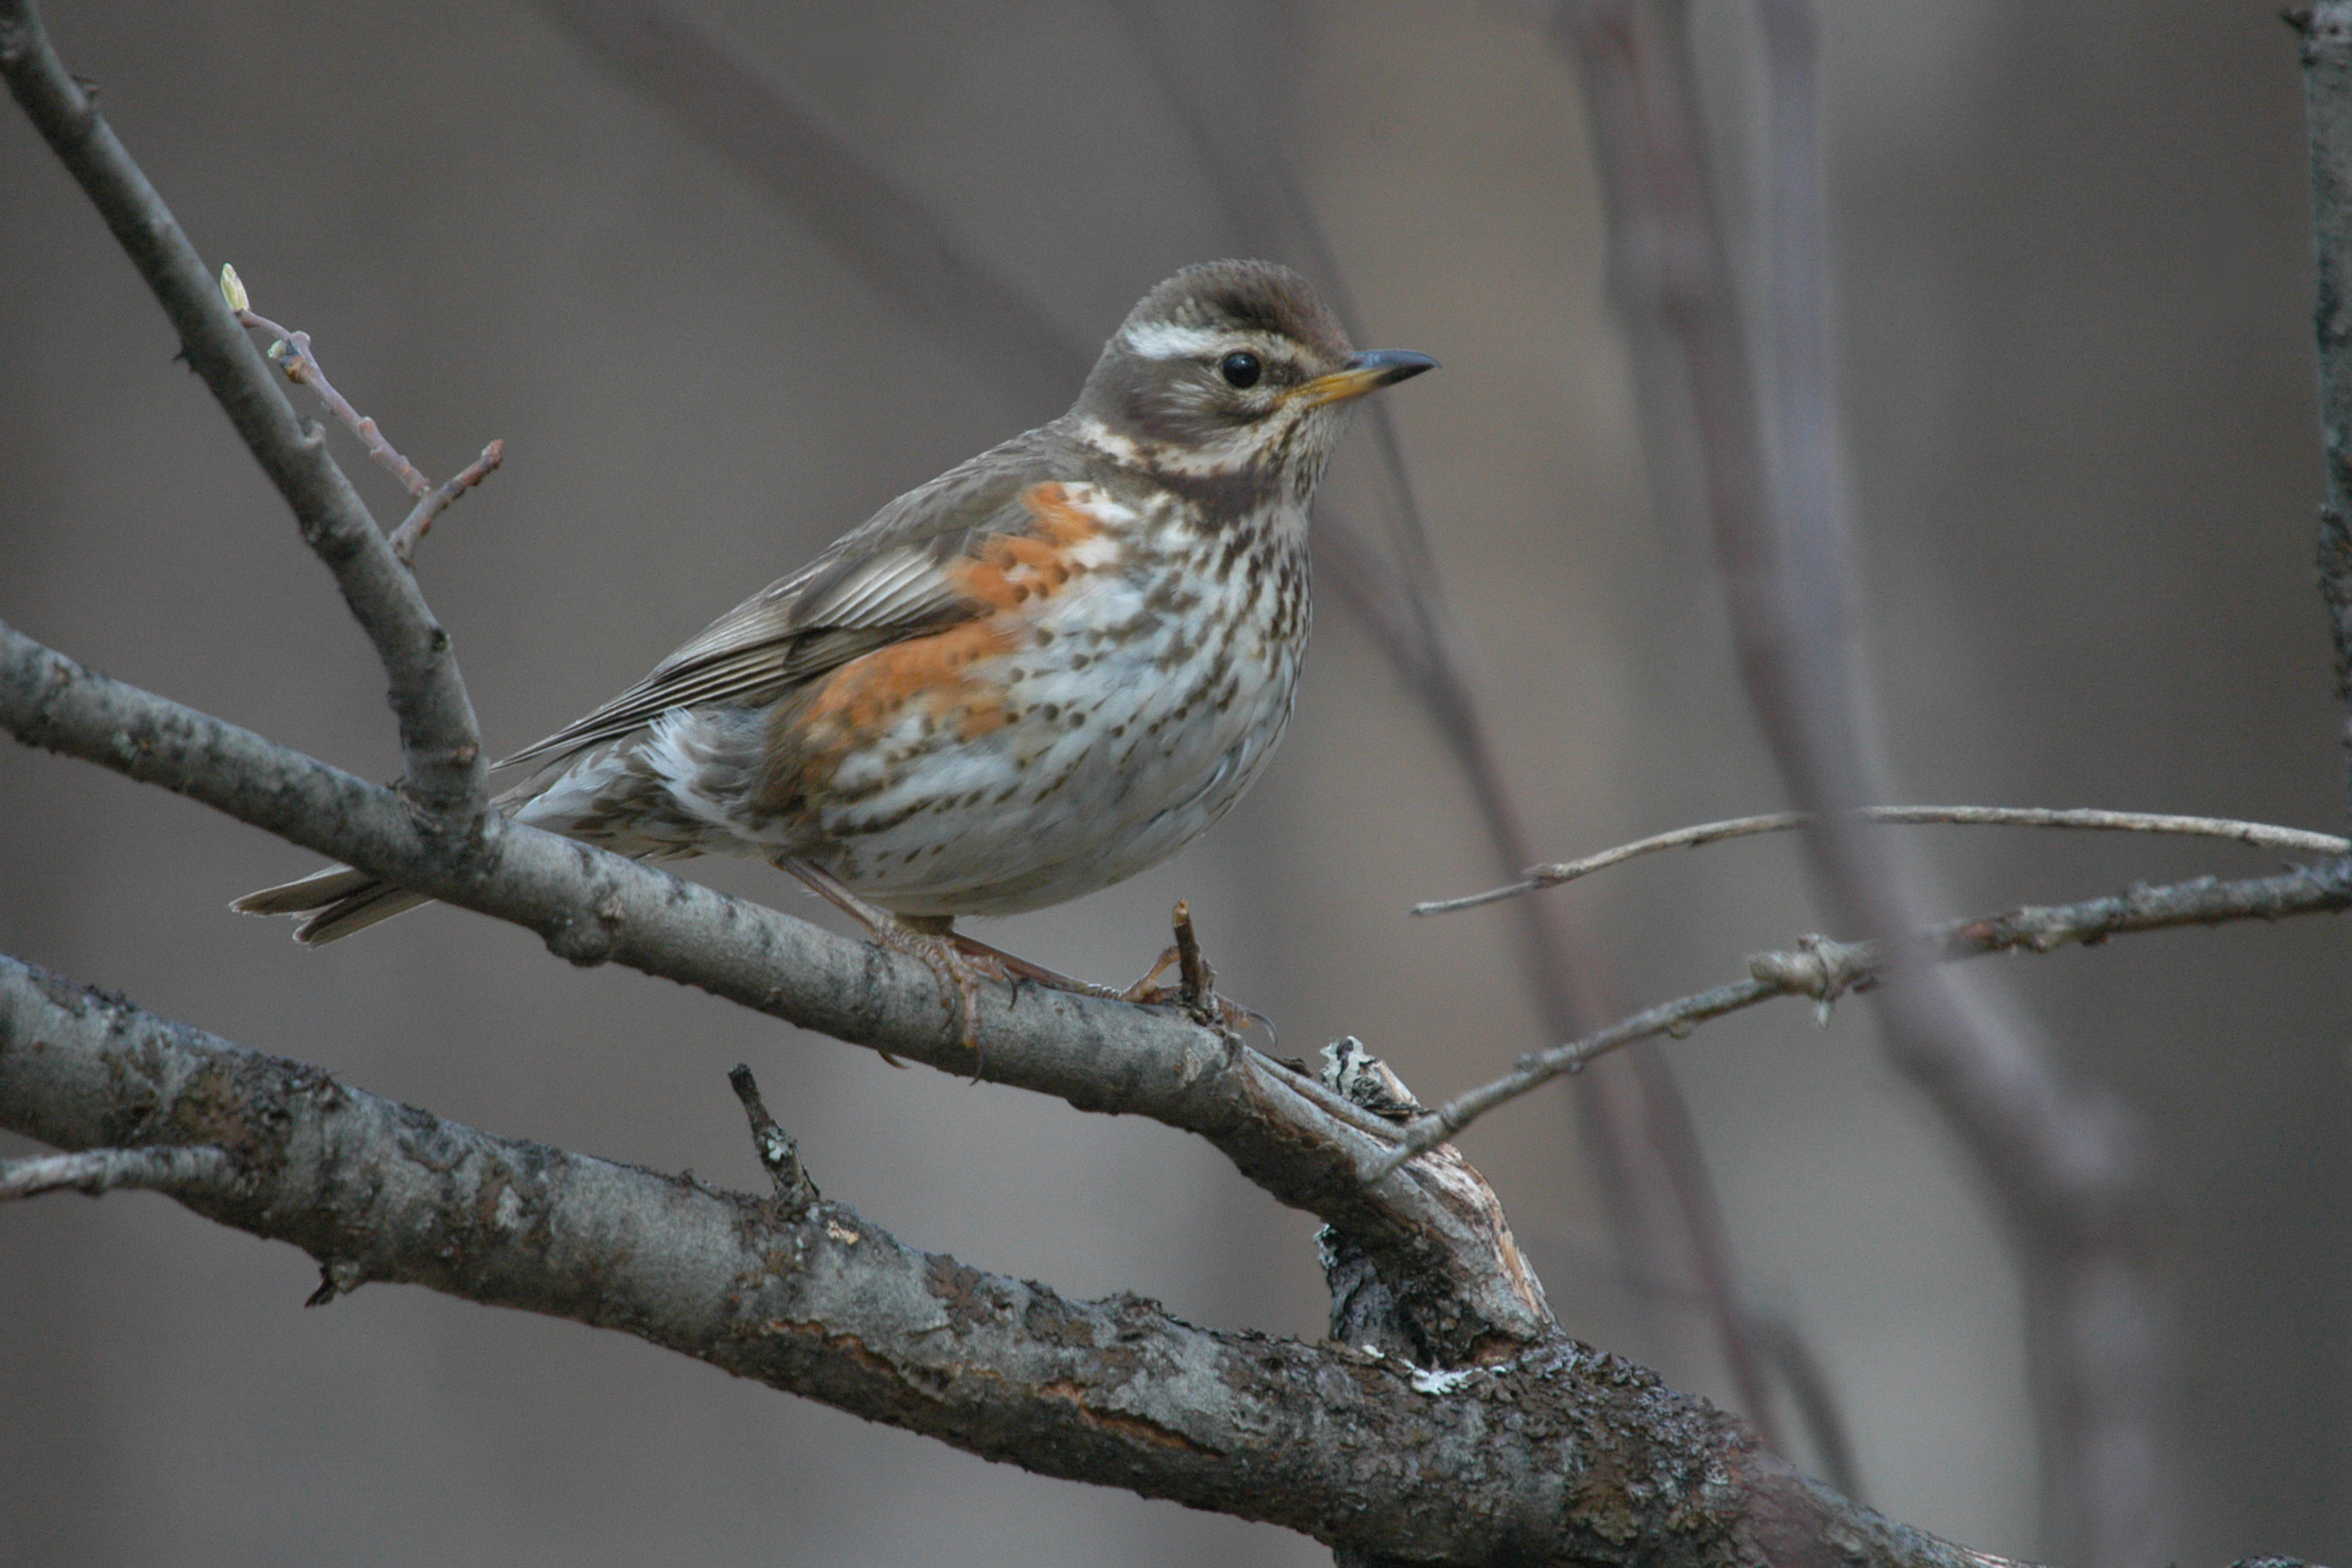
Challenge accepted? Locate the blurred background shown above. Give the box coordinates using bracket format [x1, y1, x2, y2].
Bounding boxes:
[3, 3, 2345, 1565]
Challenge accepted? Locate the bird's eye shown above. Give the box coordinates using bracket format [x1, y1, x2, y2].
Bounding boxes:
[1218, 351, 1263, 389]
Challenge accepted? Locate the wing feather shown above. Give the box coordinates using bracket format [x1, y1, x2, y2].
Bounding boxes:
[497, 428, 1061, 773]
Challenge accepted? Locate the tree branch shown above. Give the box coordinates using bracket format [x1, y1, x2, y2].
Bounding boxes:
[0, 615, 1551, 1355]
[1415, 807, 2351, 915]
[1377, 857, 2352, 1174]
[0, 0, 487, 820]
[0, 949, 2036, 1568]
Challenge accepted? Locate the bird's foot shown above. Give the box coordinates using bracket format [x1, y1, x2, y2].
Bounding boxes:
[779, 858, 1008, 1067]
[878, 915, 1013, 1069]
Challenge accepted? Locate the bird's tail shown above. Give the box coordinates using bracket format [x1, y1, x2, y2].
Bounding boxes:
[230, 865, 434, 945]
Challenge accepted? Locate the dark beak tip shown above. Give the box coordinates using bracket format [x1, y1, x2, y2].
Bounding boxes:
[1352, 349, 1439, 386]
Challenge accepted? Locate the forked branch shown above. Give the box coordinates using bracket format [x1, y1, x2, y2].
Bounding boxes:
[0, 7, 487, 817]
[1376, 857, 2352, 1175]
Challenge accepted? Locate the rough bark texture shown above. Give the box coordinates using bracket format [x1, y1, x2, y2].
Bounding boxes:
[2, 951, 1999, 1568]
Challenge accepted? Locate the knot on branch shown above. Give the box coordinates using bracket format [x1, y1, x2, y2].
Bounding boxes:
[1747, 932, 1877, 1006]
[544, 890, 625, 967]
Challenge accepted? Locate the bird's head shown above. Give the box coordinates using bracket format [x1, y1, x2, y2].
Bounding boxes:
[1070, 260, 1435, 495]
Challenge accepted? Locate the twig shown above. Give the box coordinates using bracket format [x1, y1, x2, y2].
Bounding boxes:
[0, 1144, 231, 1200]
[1370, 856, 2352, 1178]
[0, 7, 487, 817]
[1415, 807, 2352, 915]
[220, 266, 433, 497]
[2319, 509, 2352, 813]
[220, 266, 505, 566]
[390, 439, 505, 564]
[1170, 900, 1214, 1023]
[726, 1064, 817, 1207]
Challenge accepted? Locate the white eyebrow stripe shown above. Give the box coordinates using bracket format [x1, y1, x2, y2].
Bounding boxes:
[1120, 321, 1230, 360]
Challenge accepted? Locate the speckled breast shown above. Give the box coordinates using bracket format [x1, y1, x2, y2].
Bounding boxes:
[794, 481, 1310, 917]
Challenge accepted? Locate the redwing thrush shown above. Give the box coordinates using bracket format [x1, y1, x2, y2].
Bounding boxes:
[237, 260, 1433, 1006]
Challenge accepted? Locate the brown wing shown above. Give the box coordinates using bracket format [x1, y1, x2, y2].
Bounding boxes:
[497, 426, 1067, 773]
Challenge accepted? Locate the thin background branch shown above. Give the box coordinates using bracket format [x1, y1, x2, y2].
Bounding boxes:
[1551, 4, 2177, 1563]
[2299, 3, 2352, 815]
[1416, 805, 2351, 915]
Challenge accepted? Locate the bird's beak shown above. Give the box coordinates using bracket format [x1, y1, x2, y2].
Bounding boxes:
[1294, 349, 1439, 408]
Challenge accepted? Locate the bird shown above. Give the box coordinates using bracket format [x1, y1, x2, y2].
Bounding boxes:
[236, 260, 1435, 1028]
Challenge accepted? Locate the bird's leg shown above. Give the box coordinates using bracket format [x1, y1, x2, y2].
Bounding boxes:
[781, 863, 1261, 1049]
[777, 858, 1006, 1064]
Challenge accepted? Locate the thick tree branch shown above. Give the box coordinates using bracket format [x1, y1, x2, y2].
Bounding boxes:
[0, 0, 487, 820]
[0, 950, 2030, 1568]
[0, 616, 1548, 1355]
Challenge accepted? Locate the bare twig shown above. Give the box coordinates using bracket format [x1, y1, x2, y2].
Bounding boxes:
[220, 268, 434, 497]
[1415, 807, 2352, 915]
[0, 5, 487, 817]
[726, 1064, 817, 1207]
[1375, 854, 2352, 1178]
[0, 1144, 232, 1200]
[1170, 900, 1214, 1023]
[390, 439, 505, 564]
[1369, 977, 1773, 1181]
[220, 267, 505, 566]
